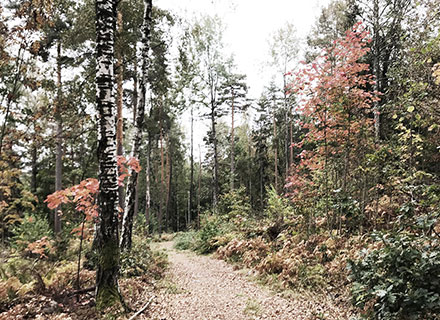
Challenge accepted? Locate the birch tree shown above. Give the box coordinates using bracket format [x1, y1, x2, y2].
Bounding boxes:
[120, 0, 152, 251]
[95, 0, 122, 308]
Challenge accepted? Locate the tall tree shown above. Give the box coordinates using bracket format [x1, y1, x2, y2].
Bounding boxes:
[191, 16, 229, 210]
[219, 60, 248, 191]
[95, 0, 122, 308]
[269, 23, 299, 180]
[120, 0, 152, 251]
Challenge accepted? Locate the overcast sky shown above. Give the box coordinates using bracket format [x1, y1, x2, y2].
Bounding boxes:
[154, 0, 332, 157]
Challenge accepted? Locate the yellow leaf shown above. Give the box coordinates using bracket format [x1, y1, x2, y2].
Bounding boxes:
[407, 106, 415, 113]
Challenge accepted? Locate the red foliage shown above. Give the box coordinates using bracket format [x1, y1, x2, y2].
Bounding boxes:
[286, 23, 380, 203]
[44, 156, 141, 236]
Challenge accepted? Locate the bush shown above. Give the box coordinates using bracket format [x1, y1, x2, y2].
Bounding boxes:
[348, 232, 440, 320]
[265, 186, 293, 221]
[196, 215, 224, 254]
[11, 214, 53, 256]
[120, 235, 168, 279]
[218, 187, 251, 221]
[174, 231, 197, 251]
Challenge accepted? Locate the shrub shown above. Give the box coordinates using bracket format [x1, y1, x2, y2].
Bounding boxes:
[218, 187, 251, 221]
[11, 214, 53, 257]
[174, 231, 198, 251]
[196, 215, 223, 254]
[120, 235, 168, 279]
[265, 186, 293, 221]
[348, 232, 440, 320]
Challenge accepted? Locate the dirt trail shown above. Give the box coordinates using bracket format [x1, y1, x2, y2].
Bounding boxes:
[147, 241, 351, 320]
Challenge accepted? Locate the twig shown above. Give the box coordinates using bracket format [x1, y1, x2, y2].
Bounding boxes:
[66, 286, 96, 297]
[128, 296, 155, 320]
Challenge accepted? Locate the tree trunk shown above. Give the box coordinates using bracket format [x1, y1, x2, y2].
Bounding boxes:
[159, 126, 164, 234]
[95, 0, 122, 309]
[166, 141, 173, 231]
[116, 9, 125, 213]
[283, 74, 289, 184]
[31, 141, 37, 194]
[54, 40, 63, 235]
[289, 116, 293, 169]
[145, 139, 151, 234]
[273, 114, 278, 192]
[211, 105, 219, 210]
[165, 135, 171, 231]
[197, 147, 201, 229]
[189, 105, 194, 223]
[120, 0, 152, 251]
[132, 48, 140, 226]
[0, 46, 23, 157]
[373, 0, 381, 143]
[230, 91, 235, 191]
[132, 47, 138, 124]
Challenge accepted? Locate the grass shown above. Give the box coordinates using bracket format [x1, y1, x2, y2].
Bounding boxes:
[243, 298, 261, 317]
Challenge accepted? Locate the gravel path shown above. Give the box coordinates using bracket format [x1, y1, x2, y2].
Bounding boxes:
[147, 241, 352, 320]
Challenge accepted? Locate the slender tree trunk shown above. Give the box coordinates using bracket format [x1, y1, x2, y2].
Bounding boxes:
[197, 147, 201, 229]
[273, 115, 278, 192]
[283, 75, 289, 183]
[54, 40, 63, 235]
[31, 141, 37, 193]
[373, 0, 381, 143]
[165, 135, 172, 231]
[95, 0, 122, 309]
[187, 191, 191, 227]
[145, 140, 151, 233]
[166, 142, 173, 231]
[0, 46, 23, 157]
[230, 91, 235, 191]
[189, 106, 194, 222]
[260, 158, 264, 208]
[211, 105, 219, 210]
[289, 107, 294, 171]
[159, 126, 164, 234]
[132, 48, 140, 227]
[132, 48, 138, 124]
[120, 0, 152, 251]
[116, 9, 125, 213]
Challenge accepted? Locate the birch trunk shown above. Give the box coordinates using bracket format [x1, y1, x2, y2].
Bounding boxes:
[189, 105, 194, 223]
[116, 9, 125, 212]
[95, 0, 121, 309]
[120, 0, 152, 251]
[230, 91, 235, 191]
[54, 40, 63, 234]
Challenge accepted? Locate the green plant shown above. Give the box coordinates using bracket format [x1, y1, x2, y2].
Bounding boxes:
[265, 186, 293, 221]
[348, 232, 440, 320]
[11, 214, 53, 256]
[218, 187, 251, 221]
[120, 235, 168, 279]
[174, 231, 198, 251]
[196, 215, 222, 254]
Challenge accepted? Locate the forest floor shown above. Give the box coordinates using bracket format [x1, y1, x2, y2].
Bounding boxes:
[146, 240, 353, 320]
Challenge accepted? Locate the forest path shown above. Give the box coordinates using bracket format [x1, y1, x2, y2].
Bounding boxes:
[147, 240, 350, 320]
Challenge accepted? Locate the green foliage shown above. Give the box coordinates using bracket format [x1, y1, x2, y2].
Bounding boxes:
[174, 214, 229, 254]
[174, 231, 198, 251]
[11, 214, 53, 254]
[348, 233, 440, 320]
[264, 186, 292, 220]
[218, 187, 251, 220]
[196, 215, 223, 254]
[120, 235, 168, 279]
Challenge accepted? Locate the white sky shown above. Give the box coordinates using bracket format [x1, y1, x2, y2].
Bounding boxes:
[154, 0, 332, 158]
